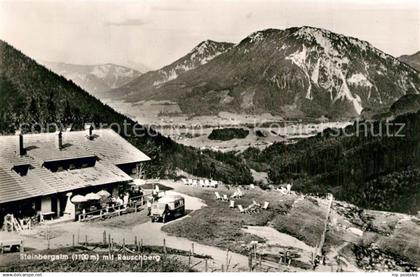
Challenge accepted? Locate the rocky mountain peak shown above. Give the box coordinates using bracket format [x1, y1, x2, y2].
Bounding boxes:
[148, 40, 234, 87]
[42, 62, 142, 97]
[234, 26, 419, 115]
[106, 27, 420, 119]
[187, 39, 234, 64]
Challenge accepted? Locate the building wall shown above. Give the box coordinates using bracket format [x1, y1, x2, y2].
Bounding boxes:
[0, 197, 40, 225]
[41, 196, 52, 212]
[0, 181, 132, 225]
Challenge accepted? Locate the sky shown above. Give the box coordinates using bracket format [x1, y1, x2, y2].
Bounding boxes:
[0, 0, 419, 70]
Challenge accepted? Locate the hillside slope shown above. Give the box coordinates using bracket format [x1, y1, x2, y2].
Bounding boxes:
[0, 40, 252, 184]
[118, 27, 420, 119]
[399, 51, 420, 72]
[390, 94, 420, 116]
[105, 40, 234, 100]
[242, 108, 420, 214]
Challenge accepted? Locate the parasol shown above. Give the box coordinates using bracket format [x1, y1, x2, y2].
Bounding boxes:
[97, 190, 111, 198]
[71, 195, 87, 203]
[85, 192, 101, 201]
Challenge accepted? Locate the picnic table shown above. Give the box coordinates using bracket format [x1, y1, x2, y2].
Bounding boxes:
[0, 240, 24, 253]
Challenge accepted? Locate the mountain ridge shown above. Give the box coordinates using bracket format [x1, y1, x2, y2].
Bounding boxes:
[42, 61, 142, 98]
[112, 26, 420, 119]
[399, 50, 420, 72]
[104, 39, 234, 100]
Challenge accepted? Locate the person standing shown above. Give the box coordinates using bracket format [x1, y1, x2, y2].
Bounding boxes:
[147, 200, 152, 216]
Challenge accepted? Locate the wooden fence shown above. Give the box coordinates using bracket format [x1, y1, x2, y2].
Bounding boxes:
[78, 195, 148, 222]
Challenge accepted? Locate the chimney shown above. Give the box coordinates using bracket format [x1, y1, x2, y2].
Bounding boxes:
[16, 130, 25, 156]
[56, 130, 63, 150]
[85, 124, 94, 140]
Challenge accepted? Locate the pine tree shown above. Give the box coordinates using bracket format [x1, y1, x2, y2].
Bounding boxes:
[28, 97, 39, 122]
[46, 92, 56, 124]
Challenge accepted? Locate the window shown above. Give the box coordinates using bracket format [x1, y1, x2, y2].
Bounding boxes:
[12, 164, 32, 176]
[43, 157, 97, 173]
[175, 200, 184, 208]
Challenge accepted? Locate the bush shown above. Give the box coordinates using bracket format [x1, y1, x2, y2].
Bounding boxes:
[208, 128, 249, 141]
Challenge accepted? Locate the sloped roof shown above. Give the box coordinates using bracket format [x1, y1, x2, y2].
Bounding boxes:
[44, 162, 132, 193]
[0, 137, 34, 167]
[0, 165, 39, 204]
[26, 141, 95, 163]
[0, 129, 150, 204]
[0, 129, 150, 165]
[65, 129, 151, 165]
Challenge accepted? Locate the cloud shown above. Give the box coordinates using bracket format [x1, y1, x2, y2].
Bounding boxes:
[105, 18, 147, 27]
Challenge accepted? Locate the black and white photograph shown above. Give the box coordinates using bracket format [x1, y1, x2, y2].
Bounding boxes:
[0, 0, 419, 274]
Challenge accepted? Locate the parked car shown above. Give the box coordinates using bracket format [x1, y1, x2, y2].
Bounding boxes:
[150, 195, 185, 223]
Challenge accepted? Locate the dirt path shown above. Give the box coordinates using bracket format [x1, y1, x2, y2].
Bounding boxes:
[1, 187, 250, 271]
[242, 226, 313, 252]
[317, 194, 334, 255]
[314, 195, 361, 272]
